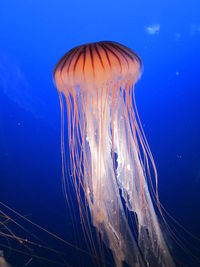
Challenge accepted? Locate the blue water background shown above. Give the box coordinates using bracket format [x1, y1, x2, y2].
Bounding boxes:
[0, 1, 200, 266]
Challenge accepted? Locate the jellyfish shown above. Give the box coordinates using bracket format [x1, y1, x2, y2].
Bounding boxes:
[53, 41, 175, 267]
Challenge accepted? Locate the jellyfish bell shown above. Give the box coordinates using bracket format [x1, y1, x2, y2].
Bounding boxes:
[53, 41, 175, 267]
[54, 42, 141, 93]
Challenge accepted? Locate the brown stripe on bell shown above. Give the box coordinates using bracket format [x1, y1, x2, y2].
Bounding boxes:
[53, 41, 142, 93]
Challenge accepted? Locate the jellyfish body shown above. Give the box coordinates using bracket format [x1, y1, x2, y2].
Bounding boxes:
[53, 41, 175, 267]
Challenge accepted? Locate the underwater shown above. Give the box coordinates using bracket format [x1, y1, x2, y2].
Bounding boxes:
[0, 1, 200, 266]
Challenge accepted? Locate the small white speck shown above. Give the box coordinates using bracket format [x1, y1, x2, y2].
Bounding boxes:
[176, 71, 179, 76]
[127, 164, 131, 171]
[174, 33, 181, 41]
[87, 187, 90, 195]
[145, 24, 160, 35]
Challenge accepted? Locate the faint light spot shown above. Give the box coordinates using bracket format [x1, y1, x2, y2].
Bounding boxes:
[17, 122, 21, 126]
[190, 24, 200, 36]
[127, 164, 131, 171]
[145, 24, 160, 35]
[177, 155, 182, 159]
[174, 33, 181, 41]
[175, 71, 179, 76]
[0, 52, 45, 121]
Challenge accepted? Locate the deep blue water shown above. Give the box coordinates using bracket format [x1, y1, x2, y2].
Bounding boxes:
[0, 1, 200, 266]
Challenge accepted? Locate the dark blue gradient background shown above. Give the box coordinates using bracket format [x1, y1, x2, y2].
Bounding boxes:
[0, 1, 200, 266]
